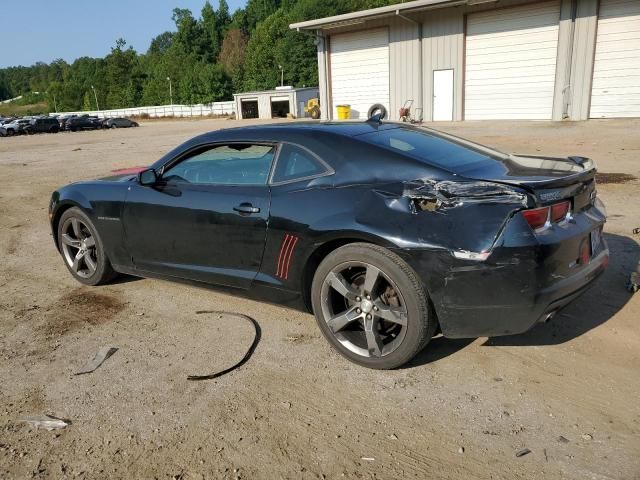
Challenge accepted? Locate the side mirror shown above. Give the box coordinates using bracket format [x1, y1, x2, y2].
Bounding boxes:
[138, 168, 158, 186]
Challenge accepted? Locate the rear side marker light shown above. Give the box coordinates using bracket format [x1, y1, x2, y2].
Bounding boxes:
[579, 240, 591, 265]
[452, 250, 490, 261]
[522, 200, 572, 232]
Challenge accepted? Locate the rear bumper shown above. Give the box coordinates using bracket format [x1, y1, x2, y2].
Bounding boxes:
[397, 204, 608, 338]
[403, 246, 608, 339]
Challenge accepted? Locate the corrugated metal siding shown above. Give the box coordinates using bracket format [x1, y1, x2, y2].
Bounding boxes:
[568, 0, 599, 120]
[422, 10, 464, 121]
[552, 0, 576, 120]
[389, 17, 421, 121]
[590, 0, 640, 118]
[317, 0, 610, 122]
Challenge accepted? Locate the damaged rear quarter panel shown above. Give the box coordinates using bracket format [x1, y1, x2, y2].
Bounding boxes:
[357, 178, 532, 254]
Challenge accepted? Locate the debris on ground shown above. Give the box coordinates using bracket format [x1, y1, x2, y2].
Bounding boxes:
[581, 433, 593, 441]
[516, 448, 531, 458]
[361, 457, 375, 462]
[187, 311, 260, 381]
[558, 435, 570, 444]
[458, 446, 465, 454]
[20, 415, 70, 431]
[71, 148, 82, 152]
[74, 347, 118, 375]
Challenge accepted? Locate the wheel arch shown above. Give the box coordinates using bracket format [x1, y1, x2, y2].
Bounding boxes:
[51, 198, 93, 251]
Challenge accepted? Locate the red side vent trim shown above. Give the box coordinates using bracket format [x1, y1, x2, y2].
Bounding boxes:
[276, 233, 299, 280]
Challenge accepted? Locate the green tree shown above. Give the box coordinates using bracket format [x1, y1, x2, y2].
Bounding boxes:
[200, 1, 221, 62]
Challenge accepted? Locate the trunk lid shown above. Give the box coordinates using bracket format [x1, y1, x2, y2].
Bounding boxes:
[458, 155, 597, 212]
[458, 154, 596, 190]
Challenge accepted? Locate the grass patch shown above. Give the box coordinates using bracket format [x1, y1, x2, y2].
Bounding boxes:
[0, 101, 49, 117]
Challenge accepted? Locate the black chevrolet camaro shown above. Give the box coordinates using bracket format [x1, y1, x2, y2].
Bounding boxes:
[50, 122, 608, 369]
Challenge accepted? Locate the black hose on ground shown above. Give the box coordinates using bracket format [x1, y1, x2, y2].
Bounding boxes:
[187, 311, 261, 381]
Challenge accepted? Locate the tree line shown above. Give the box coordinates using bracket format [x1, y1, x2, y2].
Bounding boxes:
[0, 0, 399, 113]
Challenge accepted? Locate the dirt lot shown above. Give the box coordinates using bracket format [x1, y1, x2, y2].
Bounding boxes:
[0, 118, 639, 479]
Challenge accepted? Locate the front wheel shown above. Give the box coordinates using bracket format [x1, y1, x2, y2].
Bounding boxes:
[311, 243, 436, 369]
[57, 207, 117, 286]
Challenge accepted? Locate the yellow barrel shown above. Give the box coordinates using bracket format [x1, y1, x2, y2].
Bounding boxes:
[336, 104, 351, 120]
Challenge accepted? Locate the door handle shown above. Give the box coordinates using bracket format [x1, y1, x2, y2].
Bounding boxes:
[233, 203, 260, 215]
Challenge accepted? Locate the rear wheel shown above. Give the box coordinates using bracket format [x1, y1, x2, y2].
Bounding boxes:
[57, 208, 117, 286]
[311, 243, 436, 369]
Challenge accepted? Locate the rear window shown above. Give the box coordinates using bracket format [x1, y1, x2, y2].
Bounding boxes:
[359, 127, 498, 171]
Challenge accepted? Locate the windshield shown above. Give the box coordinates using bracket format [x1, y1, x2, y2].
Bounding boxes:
[358, 127, 504, 172]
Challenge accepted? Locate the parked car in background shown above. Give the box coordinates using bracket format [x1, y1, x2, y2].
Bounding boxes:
[58, 114, 77, 130]
[0, 118, 31, 136]
[24, 117, 60, 134]
[65, 116, 100, 132]
[104, 117, 139, 129]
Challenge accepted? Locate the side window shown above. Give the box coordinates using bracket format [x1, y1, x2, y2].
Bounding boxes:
[162, 144, 275, 186]
[272, 144, 329, 183]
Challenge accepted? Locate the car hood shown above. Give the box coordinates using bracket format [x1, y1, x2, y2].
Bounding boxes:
[97, 166, 147, 182]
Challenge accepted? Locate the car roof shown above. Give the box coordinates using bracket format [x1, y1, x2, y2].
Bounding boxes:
[151, 121, 454, 186]
[210, 120, 402, 138]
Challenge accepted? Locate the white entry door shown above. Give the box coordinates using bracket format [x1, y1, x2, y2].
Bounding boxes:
[433, 69, 454, 121]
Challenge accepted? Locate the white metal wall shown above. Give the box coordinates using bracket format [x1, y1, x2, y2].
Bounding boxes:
[329, 28, 390, 119]
[55, 101, 235, 119]
[590, 0, 640, 118]
[464, 1, 561, 120]
[315, 0, 636, 122]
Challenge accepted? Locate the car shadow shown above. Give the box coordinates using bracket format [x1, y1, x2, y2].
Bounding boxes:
[109, 274, 143, 285]
[405, 336, 475, 368]
[483, 232, 638, 347]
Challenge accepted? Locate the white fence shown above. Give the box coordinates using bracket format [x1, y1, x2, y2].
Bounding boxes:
[53, 101, 236, 119]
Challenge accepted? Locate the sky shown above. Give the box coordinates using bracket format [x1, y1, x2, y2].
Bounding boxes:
[0, 0, 247, 68]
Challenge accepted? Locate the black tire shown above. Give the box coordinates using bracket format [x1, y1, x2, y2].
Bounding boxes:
[57, 207, 118, 286]
[309, 106, 321, 120]
[311, 243, 436, 369]
[132, 122, 139, 127]
[6, 129, 15, 137]
[50, 126, 59, 133]
[367, 103, 387, 120]
[110, 124, 117, 129]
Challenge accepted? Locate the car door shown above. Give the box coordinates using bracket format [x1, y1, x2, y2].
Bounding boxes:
[122, 142, 275, 289]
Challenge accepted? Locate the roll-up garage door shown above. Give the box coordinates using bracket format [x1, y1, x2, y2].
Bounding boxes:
[590, 0, 640, 118]
[464, 2, 561, 120]
[330, 28, 390, 120]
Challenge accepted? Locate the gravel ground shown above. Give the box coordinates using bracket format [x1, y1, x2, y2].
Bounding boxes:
[0, 118, 639, 479]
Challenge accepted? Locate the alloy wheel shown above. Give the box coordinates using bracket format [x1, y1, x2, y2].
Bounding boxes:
[320, 261, 408, 358]
[60, 217, 98, 278]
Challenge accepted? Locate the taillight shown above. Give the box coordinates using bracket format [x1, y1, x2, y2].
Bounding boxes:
[522, 207, 549, 230]
[522, 200, 571, 232]
[550, 200, 570, 222]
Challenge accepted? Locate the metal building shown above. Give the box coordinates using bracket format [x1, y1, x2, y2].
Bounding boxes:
[290, 0, 640, 121]
[233, 87, 319, 120]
